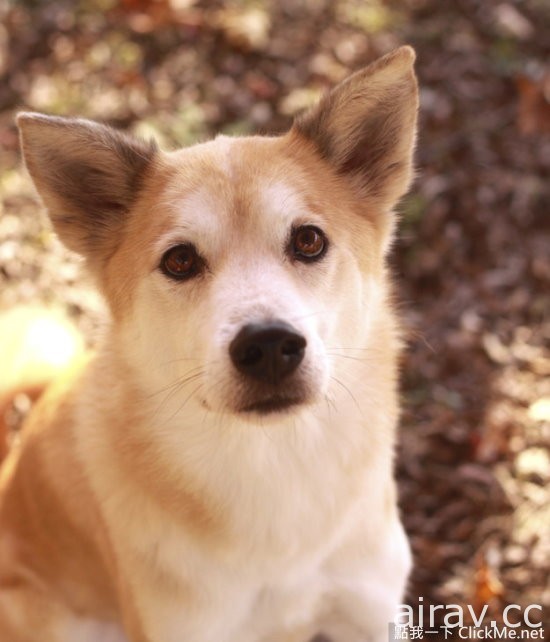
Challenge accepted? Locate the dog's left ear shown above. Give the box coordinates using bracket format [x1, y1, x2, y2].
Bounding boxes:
[293, 46, 419, 212]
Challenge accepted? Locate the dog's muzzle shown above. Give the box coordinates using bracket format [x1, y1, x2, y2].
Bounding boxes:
[229, 321, 306, 385]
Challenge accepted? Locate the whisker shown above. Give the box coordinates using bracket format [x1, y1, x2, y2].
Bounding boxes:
[326, 346, 386, 353]
[330, 368, 390, 414]
[157, 356, 203, 367]
[161, 382, 205, 425]
[324, 392, 337, 415]
[146, 366, 205, 400]
[327, 352, 375, 363]
[330, 375, 364, 417]
[150, 368, 207, 420]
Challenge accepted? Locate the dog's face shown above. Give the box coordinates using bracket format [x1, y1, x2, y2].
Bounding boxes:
[17, 47, 418, 421]
[114, 135, 378, 417]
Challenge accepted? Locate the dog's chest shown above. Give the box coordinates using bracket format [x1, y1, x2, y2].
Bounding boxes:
[89, 409, 387, 642]
[134, 464, 375, 642]
[115, 455, 368, 642]
[137, 559, 329, 642]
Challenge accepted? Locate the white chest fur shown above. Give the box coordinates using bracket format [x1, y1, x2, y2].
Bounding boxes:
[74, 359, 401, 642]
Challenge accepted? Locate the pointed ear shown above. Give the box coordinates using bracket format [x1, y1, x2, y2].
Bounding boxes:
[293, 46, 419, 212]
[17, 113, 157, 263]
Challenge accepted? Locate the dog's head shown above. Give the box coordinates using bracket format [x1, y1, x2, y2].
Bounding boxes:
[17, 47, 418, 421]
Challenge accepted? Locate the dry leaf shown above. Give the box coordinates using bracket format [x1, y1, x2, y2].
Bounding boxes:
[516, 72, 550, 135]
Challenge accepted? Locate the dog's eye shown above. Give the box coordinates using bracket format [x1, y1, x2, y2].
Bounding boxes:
[291, 225, 327, 261]
[160, 244, 203, 280]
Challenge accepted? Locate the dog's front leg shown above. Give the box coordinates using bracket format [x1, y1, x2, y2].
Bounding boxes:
[317, 580, 407, 642]
[317, 515, 411, 642]
[117, 570, 255, 642]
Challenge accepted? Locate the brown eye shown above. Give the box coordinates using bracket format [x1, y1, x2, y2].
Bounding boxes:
[160, 244, 202, 280]
[291, 225, 327, 261]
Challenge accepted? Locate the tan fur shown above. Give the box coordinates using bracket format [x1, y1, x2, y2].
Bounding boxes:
[0, 47, 418, 642]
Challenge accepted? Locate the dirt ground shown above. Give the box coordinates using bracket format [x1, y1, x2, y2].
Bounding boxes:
[0, 0, 548, 636]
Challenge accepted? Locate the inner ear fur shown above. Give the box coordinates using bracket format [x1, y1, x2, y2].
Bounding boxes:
[17, 113, 157, 264]
[293, 46, 419, 212]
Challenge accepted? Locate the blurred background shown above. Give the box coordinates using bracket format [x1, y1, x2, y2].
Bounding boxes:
[0, 0, 548, 631]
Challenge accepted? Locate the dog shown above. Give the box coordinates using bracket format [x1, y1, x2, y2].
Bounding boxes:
[0, 46, 418, 642]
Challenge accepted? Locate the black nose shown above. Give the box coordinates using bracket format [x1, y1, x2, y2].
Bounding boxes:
[229, 321, 306, 385]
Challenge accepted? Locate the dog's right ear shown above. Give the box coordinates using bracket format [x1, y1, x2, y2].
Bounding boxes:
[17, 113, 157, 264]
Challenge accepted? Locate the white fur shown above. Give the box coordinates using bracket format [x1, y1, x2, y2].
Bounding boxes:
[69, 176, 410, 642]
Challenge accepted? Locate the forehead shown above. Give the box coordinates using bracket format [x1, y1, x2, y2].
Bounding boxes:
[158, 135, 318, 235]
[164, 134, 298, 189]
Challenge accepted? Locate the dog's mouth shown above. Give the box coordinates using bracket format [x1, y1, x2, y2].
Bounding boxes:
[238, 394, 306, 415]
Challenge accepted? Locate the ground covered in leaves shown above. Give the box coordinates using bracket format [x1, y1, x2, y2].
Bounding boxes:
[0, 0, 548, 636]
